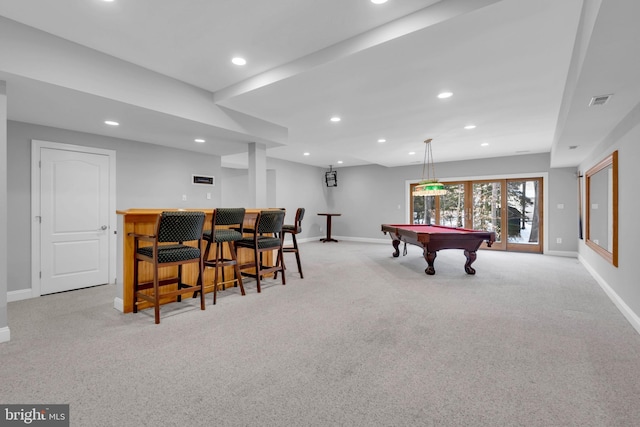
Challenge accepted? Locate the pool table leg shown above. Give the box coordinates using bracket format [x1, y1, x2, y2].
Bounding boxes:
[464, 250, 477, 274]
[424, 251, 436, 275]
[391, 239, 401, 257]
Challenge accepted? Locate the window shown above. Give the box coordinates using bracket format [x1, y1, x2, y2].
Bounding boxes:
[410, 177, 543, 253]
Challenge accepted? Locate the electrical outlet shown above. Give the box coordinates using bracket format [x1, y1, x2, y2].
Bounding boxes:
[556, 237, 562, 244]
[206, 193, 211, 200]
[182, 194, 187, 201]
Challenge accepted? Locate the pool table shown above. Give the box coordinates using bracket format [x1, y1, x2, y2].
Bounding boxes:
[381, 224, 496, 275]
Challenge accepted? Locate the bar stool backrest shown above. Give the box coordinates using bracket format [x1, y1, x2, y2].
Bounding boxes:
[294, 208, 305, 232]
[214, 208, 245, 227]
[213, 208, 245, 235]
[257, 210, 286, 234]
[157, 211, 205, 243]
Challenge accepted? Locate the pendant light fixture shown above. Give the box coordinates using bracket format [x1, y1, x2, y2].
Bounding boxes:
[412, 138, 447, 196]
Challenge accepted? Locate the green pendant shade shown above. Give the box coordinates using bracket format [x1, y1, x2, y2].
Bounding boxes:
[413, 180, 447, 196]
[412, 139, 447, 196]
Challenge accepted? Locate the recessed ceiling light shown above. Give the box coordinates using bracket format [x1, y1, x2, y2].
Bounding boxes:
[481, 142, 489, 147]
[337, 161, 344, 164]
[330, 116, 341, 122]
[371, 0, 388, 4]
[231, 57, 246, 66]
[102, 0, 115, 2]
[408, 151, 416, 155]
[303, 152, 310, 156]
[464, 125, 476, 130]
[377, 139, 386, 143]
[194, 138, 205, 143]
[104, 120, 119, 126]
[437, 92, 453, 99]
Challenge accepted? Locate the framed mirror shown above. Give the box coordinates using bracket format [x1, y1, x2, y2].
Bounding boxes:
[585, 150, 618, 266]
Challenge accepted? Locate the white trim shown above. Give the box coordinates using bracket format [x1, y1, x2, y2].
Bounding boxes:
[545, 250, 578, 258]
[579, 255, 640, 336]
[7, 288, 33, 302]
[405, 172, 549, 253]
[0, 326, 10, 343]
[113, 297, 124, 312]
[331, 236, 389, 244]
[31, 140, 117, 298]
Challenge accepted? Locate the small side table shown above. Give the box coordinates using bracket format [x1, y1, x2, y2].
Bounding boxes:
[317, 213, 341, 242]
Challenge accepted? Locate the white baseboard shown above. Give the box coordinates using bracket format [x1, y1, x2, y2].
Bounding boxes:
[7, 288, 34, 302]
[545, 250, 578, 258]
[327, 236, 389, 244]
[0, 326, 10, 343]
[113, 297, 124, 313]
[295, 237, 317, 244]
[579, 255, 640, 336]
[289, 236, 389, 244]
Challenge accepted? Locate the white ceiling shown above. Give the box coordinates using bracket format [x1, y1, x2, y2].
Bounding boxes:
[1, 0, 638, 170]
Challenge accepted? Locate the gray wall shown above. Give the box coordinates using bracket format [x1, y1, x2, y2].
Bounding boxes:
[7, 120, 223, 294]
[267, 158, 330, 239]
[1, 83, 7, 333]
[221, 167, 251, 208]
[221, 158, 329, 239]
[325, 153, 579, 253]
[578, 106, 640, 325]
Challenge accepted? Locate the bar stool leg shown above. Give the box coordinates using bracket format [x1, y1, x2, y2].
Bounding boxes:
[213, 243, 221, 305]
[229, 241, 245, 296]
[292, 234, 303, 279]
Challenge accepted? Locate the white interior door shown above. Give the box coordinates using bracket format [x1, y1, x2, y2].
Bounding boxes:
[39, 147, 110, 294]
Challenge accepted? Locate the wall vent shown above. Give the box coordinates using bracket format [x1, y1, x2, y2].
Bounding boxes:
[589, 94, 612, 106]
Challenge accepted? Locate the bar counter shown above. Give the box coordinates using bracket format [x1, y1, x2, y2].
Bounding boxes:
[116, 208, 273, 313]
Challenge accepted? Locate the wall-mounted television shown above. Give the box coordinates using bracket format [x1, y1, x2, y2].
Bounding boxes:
[325, 170, 337, 187]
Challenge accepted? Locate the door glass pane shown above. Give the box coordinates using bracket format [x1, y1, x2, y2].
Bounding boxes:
[472, 182, 502, 241]
[412, 194, 436, 224]
[438, 184, 465, 227]
[507, 180, 540, 244]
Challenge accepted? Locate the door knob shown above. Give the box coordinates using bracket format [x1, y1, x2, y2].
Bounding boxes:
[100, 225, 108, 230]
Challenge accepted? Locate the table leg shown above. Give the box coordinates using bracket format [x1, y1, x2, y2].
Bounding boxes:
[424, 251, 436, 275]
[391, 239, 400, 257]
[464, 250, 477, 274]
[321, 215, 338, 242]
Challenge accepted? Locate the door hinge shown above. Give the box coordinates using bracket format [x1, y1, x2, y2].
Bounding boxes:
[39, 271, 42, 278]
[35, 216, 42, 223]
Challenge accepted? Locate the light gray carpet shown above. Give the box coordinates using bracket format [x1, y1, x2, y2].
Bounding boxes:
[2, 241, 640, 426]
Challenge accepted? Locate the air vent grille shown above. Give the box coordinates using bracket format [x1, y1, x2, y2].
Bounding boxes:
[589, 94, 612, 106]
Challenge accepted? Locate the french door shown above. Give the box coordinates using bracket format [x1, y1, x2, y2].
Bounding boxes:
[410, 177, 543, 253]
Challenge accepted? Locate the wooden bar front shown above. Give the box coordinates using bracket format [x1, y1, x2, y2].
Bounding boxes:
[117, 208, 273, 313]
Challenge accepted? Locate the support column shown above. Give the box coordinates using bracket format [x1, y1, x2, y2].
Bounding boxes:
[0, 81, 9, 343]
[248, 142, 267, 208]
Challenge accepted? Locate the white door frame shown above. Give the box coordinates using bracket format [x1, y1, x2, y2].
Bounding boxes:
[31, 140, 117, 297]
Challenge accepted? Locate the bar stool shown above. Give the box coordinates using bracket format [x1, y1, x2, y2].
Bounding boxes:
[236, 210, 286, 293]
[202, 208, 246, 305]
[277, 208, 305, 279]
[131, 211, 206, 324]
